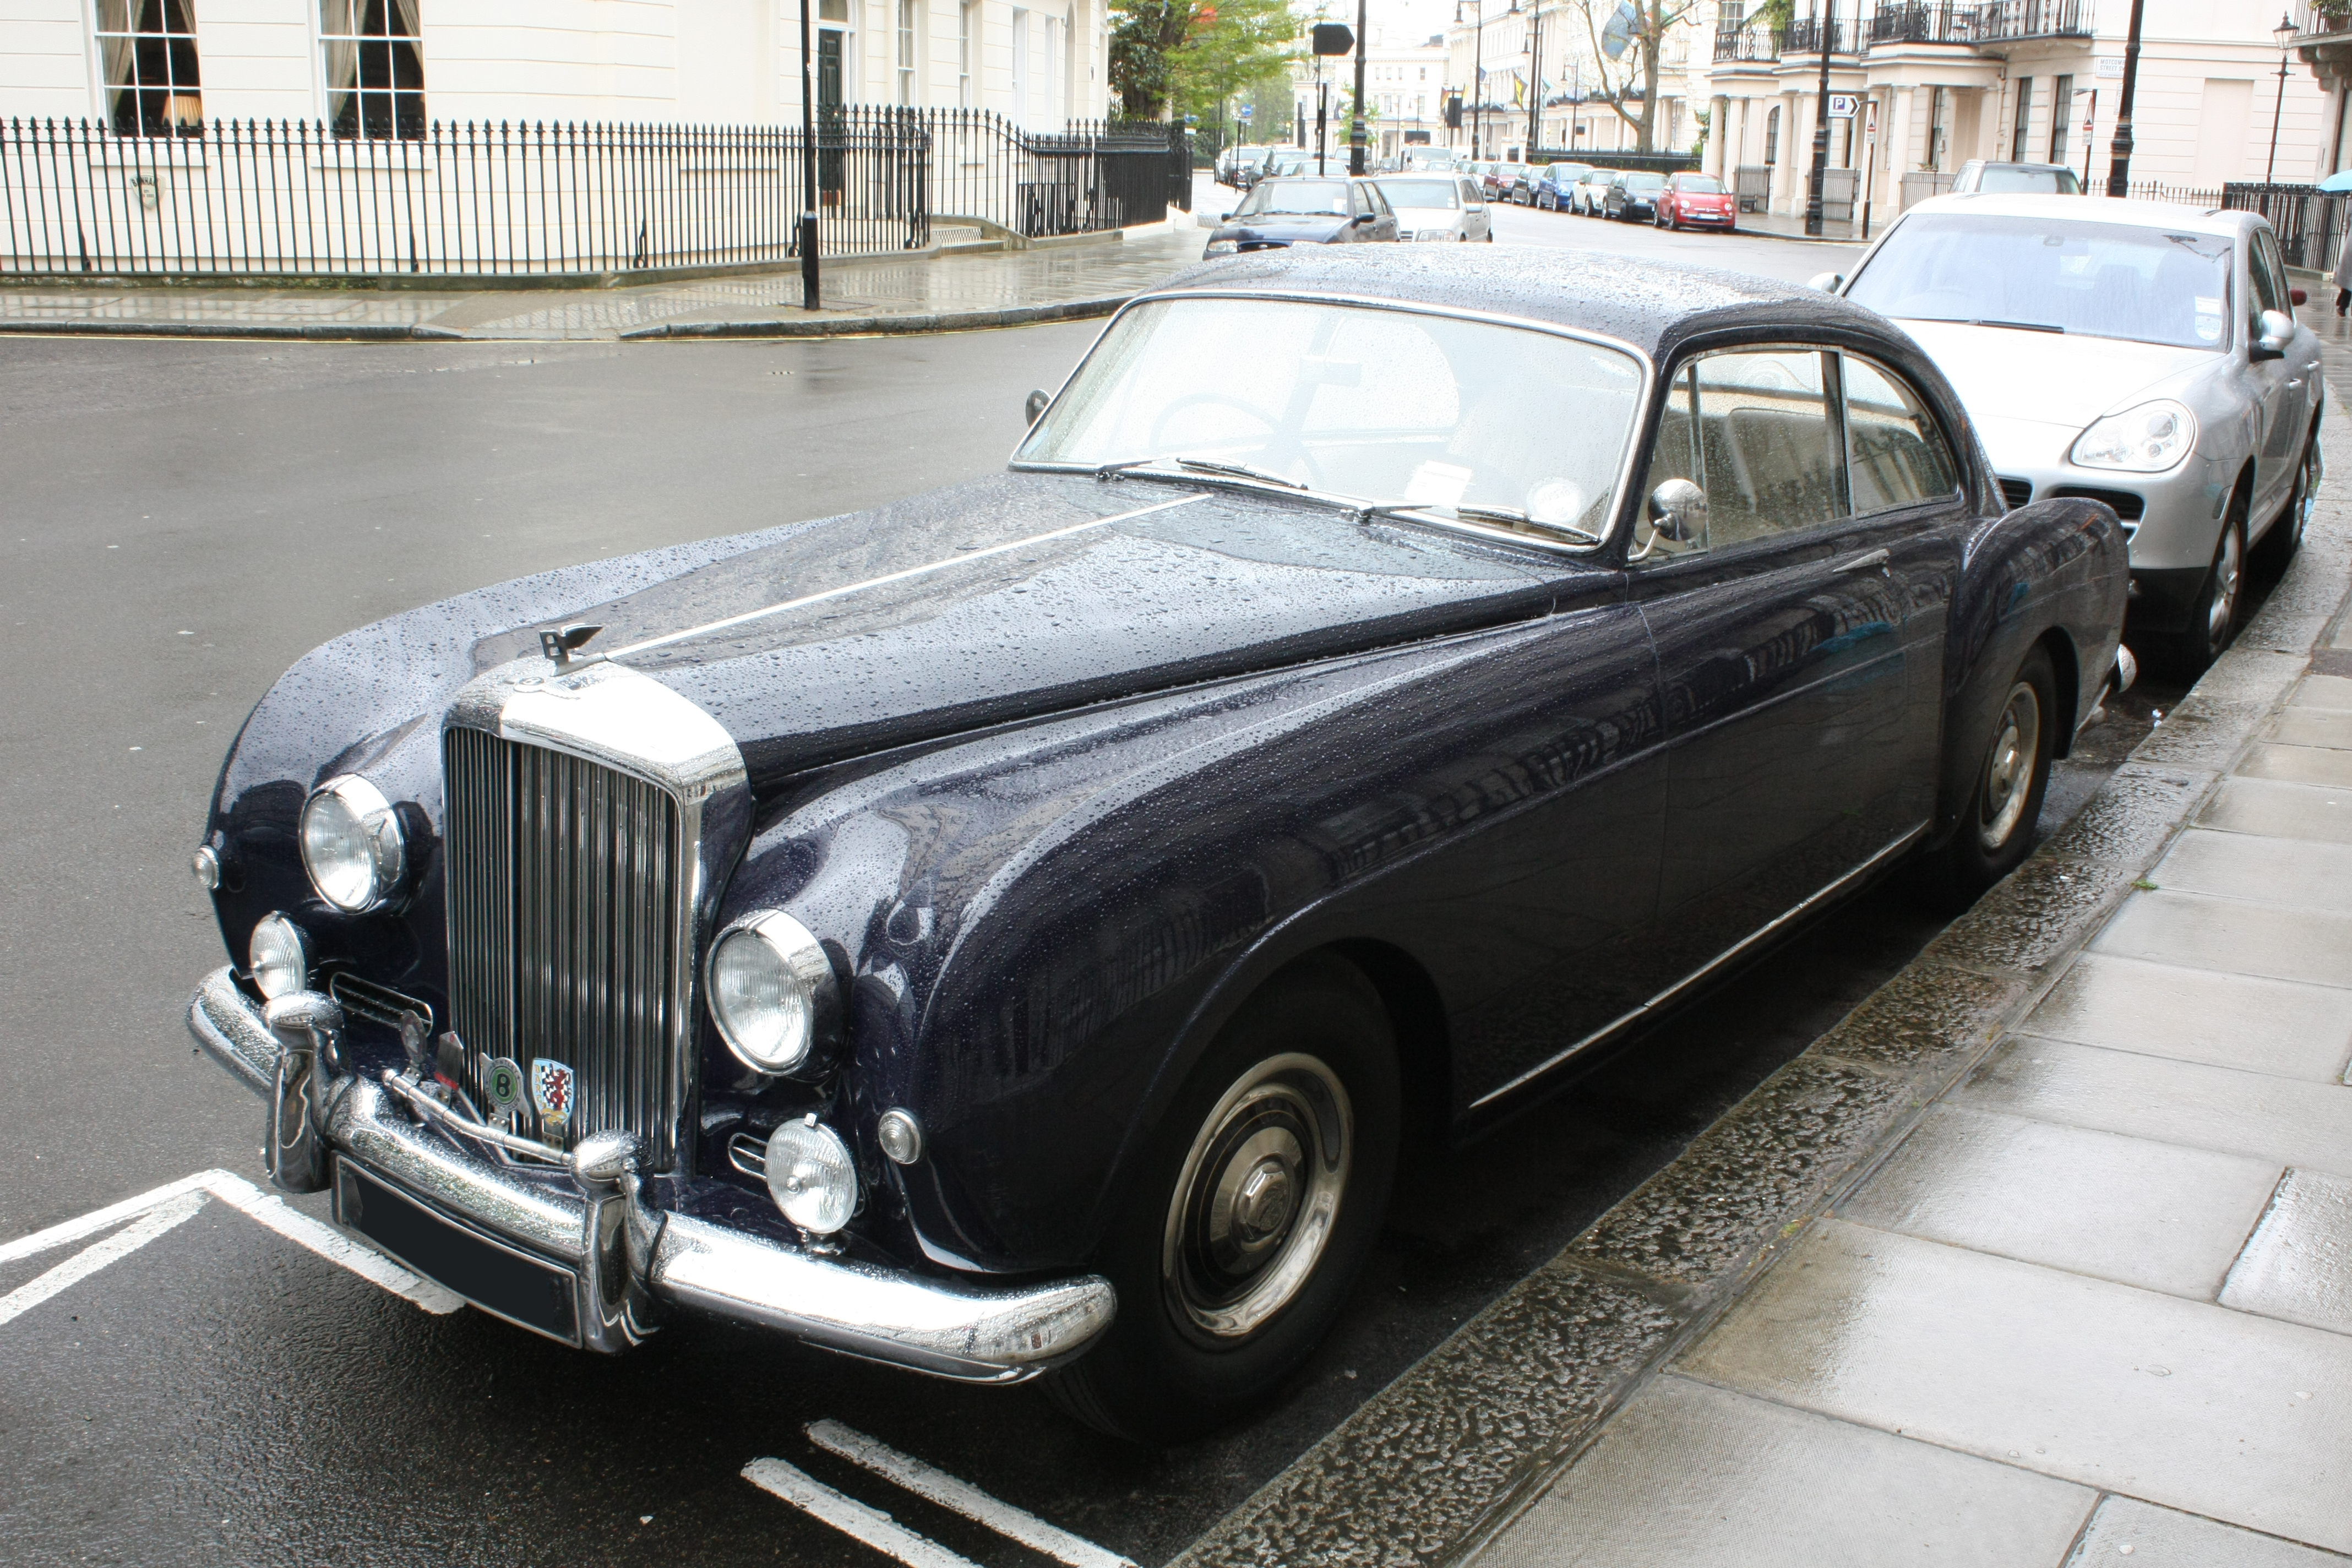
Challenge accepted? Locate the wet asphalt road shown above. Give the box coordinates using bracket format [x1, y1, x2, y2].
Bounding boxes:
[0, 275, 2198, 1566]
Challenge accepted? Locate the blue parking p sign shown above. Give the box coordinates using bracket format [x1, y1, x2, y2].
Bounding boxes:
[1828, 94, 1859, 119]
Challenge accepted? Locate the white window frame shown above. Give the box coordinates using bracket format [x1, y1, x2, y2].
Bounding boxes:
[90, 0, 204, 137]
[957, 0, 973, 107]
[313, 0, 426, 139]
[896, 0, 918, 105]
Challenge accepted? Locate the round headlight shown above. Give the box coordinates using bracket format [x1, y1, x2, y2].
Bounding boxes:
[709, 912, 841, 1077]
[765, 1115, 858, 1235]
[299, 776, 407, 913]
[249, 913, 310, 1000]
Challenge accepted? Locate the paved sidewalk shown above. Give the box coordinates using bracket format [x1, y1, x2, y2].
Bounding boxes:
[0, 219, 1206, 342]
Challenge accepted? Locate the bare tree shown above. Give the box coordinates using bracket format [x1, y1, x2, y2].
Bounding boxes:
[1567, 0, 1701, 153]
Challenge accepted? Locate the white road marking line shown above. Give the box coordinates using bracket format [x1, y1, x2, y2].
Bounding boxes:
[742, 1457, 981, 1568]
[203, 1172, 464, 1315]
[0, 1169, 221, 1266]
[0, 1192, 208, 1328]
[0, 1168, 461, 1317]
[807, 1420, 1136, 1568]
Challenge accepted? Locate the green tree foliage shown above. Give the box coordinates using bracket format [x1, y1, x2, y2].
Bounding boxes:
[1110, 0, 1299, 122]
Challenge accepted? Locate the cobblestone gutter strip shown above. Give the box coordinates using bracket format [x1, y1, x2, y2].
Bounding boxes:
[1174, 424, 2352, 1568]
[619, 293, 1131, 339]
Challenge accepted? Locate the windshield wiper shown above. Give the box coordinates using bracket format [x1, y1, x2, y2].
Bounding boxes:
[1174, 456, 1306, 489]
[1355, 499, 1602, 545]
[1964, 318, 2065, 334]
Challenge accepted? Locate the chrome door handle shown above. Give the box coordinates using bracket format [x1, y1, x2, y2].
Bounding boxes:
[1832, 548, 1892, 574]
[2288, 378, 2303, 388]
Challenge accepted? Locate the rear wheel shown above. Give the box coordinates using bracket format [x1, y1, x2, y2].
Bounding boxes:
[2253, 426, 2318, 575]
[1044, 957, 1399, 1445]
[1919, 645, 2056, 904]
[2154, 495, 2246, 676]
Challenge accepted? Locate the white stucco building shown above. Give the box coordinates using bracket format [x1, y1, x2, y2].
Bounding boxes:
[1695, 1, 2338, 222]
[1287, 23, 1449, 159]
[0, 0, 1111, 131]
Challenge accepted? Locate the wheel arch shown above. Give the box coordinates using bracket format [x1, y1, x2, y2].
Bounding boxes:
[1331, 938, 1452, 1153]
[2039, 625, 2082, 761]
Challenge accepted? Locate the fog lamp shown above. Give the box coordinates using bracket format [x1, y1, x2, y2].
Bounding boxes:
[765, 1115, 858, 1235]
[299, 775, 409, 913]
[249, 913, 310, 1000]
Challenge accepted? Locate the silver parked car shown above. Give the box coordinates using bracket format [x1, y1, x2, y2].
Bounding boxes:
[1830, 194, 2323, 671]
[1370, 173, 1494, 242]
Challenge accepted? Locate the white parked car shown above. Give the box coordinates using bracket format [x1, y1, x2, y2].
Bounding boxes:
[1369, 174, 1494, 242]
[1828, 194, 2323, 671]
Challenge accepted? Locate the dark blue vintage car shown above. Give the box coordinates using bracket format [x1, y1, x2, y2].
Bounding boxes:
[187, 248, 2130, 1444]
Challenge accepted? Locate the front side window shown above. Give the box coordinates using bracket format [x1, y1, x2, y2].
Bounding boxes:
[319, 0, 424, 139]
[1637, 348, 1849, 555]
[95, 0, 201, 138]
[1843, 356, 1957, 514]
[1016, 297, 1644, 544]
[1845, 214, 2234, 351]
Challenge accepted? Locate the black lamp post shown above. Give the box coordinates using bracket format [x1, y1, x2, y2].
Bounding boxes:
[1804, 1, 1833, 236]
[1352, 0, 1371, 173]
[1526, 3, 1543, 157]
[797, 0, 819, 309]
[2267, 12, 2297, 184]
[2105, 0, 2147, 197]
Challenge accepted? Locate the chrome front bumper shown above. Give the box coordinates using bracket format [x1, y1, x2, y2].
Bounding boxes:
[187, 966, 1115, 1381]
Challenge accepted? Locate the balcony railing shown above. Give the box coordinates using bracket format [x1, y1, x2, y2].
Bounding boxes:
[1712, 24, 1781, 62]
[1869, 2, 1983, 44]
[1714, 1, 2087, 66]
[1971, 0, 2090, 40]
[1782, 14, 1863, 53]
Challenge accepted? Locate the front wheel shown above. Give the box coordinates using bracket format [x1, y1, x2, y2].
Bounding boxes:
[2253, 426, 2318, 575]
[1043, 957, 1399, 1445]
[1918, 644, 2056, 904]
[2154, 497, 2246, 676]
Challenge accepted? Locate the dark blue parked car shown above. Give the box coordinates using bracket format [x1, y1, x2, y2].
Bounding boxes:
[188, 247, 2130, 1445]
[1201, 176, 1398, 257]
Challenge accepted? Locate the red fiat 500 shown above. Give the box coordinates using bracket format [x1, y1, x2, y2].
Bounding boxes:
[1656, 171, 1736, 231]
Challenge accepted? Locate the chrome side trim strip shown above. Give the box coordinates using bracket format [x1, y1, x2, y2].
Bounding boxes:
[601, 492, 1212, 662]
[1468, 823, 1931, 1111]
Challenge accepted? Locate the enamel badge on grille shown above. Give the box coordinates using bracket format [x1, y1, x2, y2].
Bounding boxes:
[530, 1057, 575, 1144]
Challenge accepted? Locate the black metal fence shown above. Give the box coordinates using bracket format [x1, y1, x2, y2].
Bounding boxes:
[1722, 0, 2089, 59]
[1, 109, 1186, 281]
[2223, 182, 2346, 274]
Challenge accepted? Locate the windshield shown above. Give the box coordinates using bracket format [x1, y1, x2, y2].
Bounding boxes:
[1623, 174, 1665, 192]
[1015, 298, 1642, 542]
[1239, 180, 1349, 216]
[1379, 178, 1460, 209]
[1846, 213, 2233, 350]
[1673, 174, 1724, 192]
[1979, 166, 2081, 194]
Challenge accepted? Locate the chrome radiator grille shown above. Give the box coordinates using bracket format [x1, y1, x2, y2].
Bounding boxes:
[443, 726, 692, 1168]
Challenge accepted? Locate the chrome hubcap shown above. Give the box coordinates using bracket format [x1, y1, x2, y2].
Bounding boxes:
[1163, 1052, 1351, 1340]
[2207, 524, 2241, 646]
[1977, 680, 2043, 851]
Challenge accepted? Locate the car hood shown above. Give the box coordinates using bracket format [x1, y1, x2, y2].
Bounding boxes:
[1214, 216, 1352, 243]
[1893, 319, 2223, 431]
[223, 472, 1579, 810]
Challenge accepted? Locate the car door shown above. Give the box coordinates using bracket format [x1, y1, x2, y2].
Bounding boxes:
[1461, 177, 1490, 239]
[1626, 345, 1961, 988]
[1364, 181, 1398, 241]
[2250, 228, 2316, 507]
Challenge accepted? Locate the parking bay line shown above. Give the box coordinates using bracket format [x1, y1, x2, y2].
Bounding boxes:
[0, 1168, 462, 1320]
[0, 1192, 209, 1328]
[806, 1419, 1136, 1568]
[743, 1457, 983, 1568]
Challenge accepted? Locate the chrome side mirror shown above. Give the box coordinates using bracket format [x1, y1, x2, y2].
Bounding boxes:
[1024, 388, 1050, 426]
[2253, 308, 2295, 360]
[1807, 270, 1845, 293]
[1648, 478, 1709, 545]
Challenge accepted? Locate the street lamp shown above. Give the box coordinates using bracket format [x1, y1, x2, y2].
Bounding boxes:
[1804, 1, 1834, 236]
[2267, 12, 2297, 185]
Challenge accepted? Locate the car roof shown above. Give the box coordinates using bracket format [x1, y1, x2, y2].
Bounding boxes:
[1141, 246, 1903, 363]
[1900, 192, 2250, 239]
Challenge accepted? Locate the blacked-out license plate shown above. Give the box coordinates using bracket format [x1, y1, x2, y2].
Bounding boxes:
[334, 1160, 580, 1346]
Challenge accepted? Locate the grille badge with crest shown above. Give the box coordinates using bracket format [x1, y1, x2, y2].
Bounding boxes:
[531, 1058, 576, 1146]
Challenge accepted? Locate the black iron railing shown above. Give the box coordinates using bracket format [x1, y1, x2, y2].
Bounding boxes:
[1970, 0, 2090, 39]
[1869, 1, 1982, 43]
[2224, 182, 2344, 273]
[1, 110, 1185, 281]
[1782, 14, 1863, 53]
[1713, 24, 1781, 62]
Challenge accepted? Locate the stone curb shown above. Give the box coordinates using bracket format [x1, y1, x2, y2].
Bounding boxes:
[1172, 427, 2352, 1568]
[0, 318, 467, 341]
[618, 292, 1132, 339]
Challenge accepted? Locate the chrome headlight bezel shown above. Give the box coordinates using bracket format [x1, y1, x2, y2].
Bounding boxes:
[2070, 399, 2199, 475]
[248, 912, 310, 1000]
[709, 911, 842, 1079]
[298, 775, 410, 914]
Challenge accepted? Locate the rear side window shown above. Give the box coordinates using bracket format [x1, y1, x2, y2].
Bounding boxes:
[1843, 355, 1959, 513]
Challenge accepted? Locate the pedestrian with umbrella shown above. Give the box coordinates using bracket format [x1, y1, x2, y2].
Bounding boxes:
[2321, 168, 2352, 313]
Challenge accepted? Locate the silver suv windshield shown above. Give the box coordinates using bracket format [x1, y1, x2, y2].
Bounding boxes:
[1846, 213, 2234, 350]
[1015, 297, 1642, 543]
[1378, 178, 1461, 209]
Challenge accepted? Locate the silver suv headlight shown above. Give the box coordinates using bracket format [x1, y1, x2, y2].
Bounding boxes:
[710, 911, 842, 1077]
[2071, 399, 2198, 473]
[1204, 238, 1240, 257]
[299, 775, 409, 913]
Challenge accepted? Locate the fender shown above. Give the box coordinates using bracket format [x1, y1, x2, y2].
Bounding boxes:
[1930, 495, 2129, 848]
